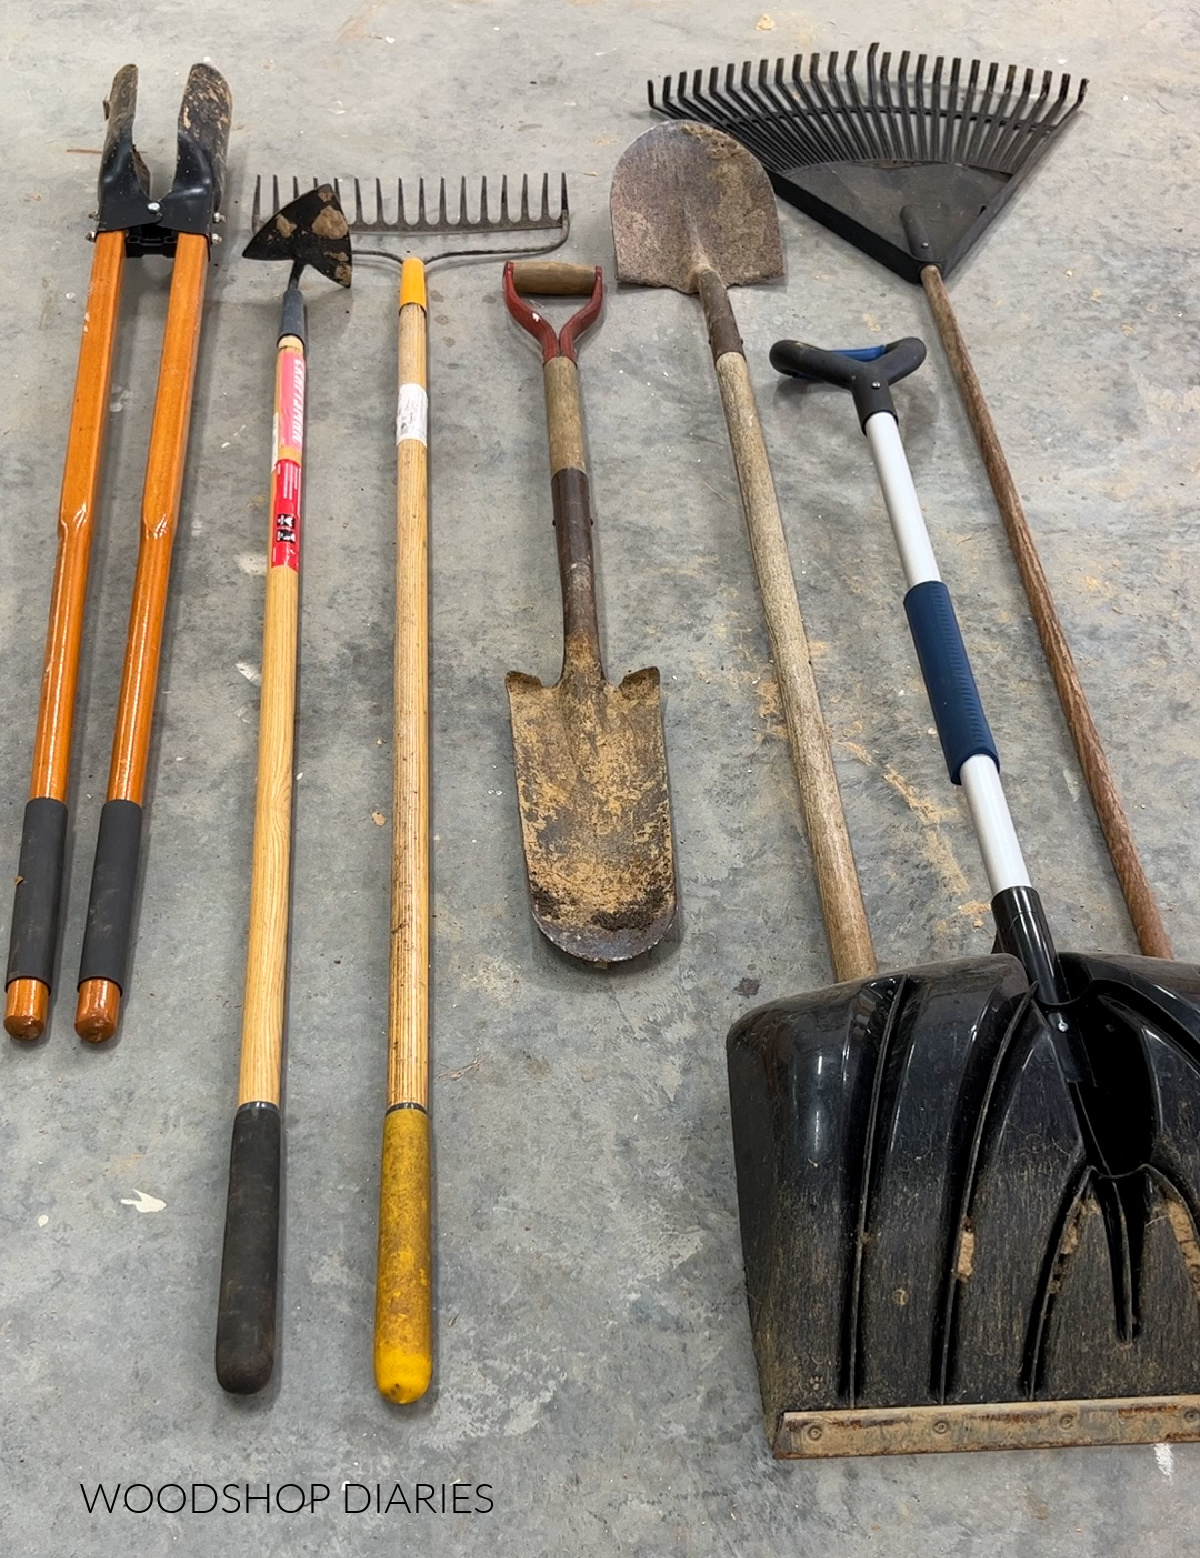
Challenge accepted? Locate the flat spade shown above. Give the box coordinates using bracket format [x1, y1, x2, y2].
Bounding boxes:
[611, 121, 874, 981]
[504, 260, 676, 963]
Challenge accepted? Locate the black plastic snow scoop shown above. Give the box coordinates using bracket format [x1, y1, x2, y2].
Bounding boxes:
[726, 338, 1200, 1459]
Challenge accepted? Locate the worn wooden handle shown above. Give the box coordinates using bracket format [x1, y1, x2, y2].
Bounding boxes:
[510, 260, 596, 296]
[921, 266, 1172, 959]
[5, 230, 126, 1040]
[375, 257, 432, 1403]
[76, 232, 211, 1042]
[706, 305, 876, 982]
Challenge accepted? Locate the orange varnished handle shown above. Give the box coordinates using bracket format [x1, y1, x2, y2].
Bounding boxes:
[76, 233, 211, 1042]
[5, 231, 126, 1041]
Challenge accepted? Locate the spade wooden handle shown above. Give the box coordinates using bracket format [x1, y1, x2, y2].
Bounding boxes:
[698, 269, 876, 983]
[375, 257, 433, 1406]
[922, 265, 1172, 959]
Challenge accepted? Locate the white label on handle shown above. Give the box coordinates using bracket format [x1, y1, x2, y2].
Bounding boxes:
[397, 382, 428, 446]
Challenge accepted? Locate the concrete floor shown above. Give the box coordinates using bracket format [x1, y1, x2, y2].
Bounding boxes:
[1, 0, 1198, 1552]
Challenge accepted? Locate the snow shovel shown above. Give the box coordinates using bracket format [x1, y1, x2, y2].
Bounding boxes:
[610, 122, 874, 981]
[725, 336, 1200, 1458]
[504, 259, 676, 962]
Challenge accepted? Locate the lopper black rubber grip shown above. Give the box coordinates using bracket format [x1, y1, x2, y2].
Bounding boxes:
[77, 799, 142, 989]
[904, 580, 999, 784]
[5, 798, 69, 989]
[215, 1101, 281, 1394]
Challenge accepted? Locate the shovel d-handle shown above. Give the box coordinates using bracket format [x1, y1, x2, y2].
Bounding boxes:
[5, 232, 126, 1040]
[504, 261, 606, 676]
[75, 233, 211, 1043]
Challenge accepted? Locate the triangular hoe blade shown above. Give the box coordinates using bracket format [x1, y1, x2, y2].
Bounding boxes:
[649, 47, 1086, 281]
[243, 183, 352, 287]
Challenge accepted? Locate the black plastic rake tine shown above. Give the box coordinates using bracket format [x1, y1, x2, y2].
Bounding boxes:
[945, 56, 963, 165]
[962, 61, 1001, 167]
[976, 63, 1018, 166]
[914, 53, 929, 162]
[951, 57, 981, 165]
[895, 51, 916, 161]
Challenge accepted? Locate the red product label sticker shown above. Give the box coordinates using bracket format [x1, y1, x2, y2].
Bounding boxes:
[271, 349, 305, 570]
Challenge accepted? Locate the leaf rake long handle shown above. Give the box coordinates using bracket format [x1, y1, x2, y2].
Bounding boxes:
[5, 231, 126, 1040]
[697, 270, 876, 982]
[921, 266, 1172, 958]
[215, 295, 307, 1394]
[374, 257, 433, 1405]
[75, 232, 211, 1042]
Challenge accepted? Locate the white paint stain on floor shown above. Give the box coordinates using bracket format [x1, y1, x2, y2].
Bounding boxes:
[238, 552, 268, 576]
[1154, 1442, 1174, 1478]
[120, 1190, 165, 1214]
[236, 661, 262, 686]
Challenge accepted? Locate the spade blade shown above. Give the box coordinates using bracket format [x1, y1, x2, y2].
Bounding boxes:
[243, 183, 352, 287]
[506, 666, 676, 963]
[610, 120, 783, 294]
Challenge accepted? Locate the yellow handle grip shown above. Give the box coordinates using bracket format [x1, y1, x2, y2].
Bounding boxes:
[374, 1106, 432, 1402]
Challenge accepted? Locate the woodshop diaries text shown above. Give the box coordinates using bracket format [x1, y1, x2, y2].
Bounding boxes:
[79, 1482, 495, 1514]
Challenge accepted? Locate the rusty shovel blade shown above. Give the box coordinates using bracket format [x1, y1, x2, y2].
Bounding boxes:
[507, 664, 676, 962]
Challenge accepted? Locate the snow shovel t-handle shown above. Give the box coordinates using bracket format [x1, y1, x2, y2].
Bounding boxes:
[610, 122, 874, 980]
[724, 336, 1200, 1460]
[504, 260, 676, 962]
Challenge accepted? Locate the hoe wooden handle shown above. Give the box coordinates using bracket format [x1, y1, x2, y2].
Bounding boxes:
[75, 232, 210, 1042]
[375, 257, 433, 1405]
[5, 231, 126, 1040]
[215, 312, 306, 1394]
[922, 266, 1172, 959]
[697, 269, 876, 983]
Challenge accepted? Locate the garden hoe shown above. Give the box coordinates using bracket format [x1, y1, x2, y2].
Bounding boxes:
[216, 185, 351, 1394]
[504, 260, 676, 963]
[5, 63, 230, 1043]
[649, 46, 1172, 961]
[611, 122, 874, 983]
[724, 336, 1200, 1459]
[250, 172, 569, 1402]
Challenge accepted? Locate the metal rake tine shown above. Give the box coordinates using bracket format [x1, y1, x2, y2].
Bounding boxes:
[556, 172, 566, 221]
[499, 174, 510, 224]
[271, 174, 281, 220]
[438, 177, 448, 227]
[250, 175, 263, 229]
[398, 178, 407, 229]
[373, 177, 384, 228]
[519, 173, 530, 223]
[418, 177, 428, 228]
[458, 176, 469, 226]
[479, 175, 489, 225]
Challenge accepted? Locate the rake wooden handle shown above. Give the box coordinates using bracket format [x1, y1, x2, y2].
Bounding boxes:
[75, 232, 210, 1042]
[215, 314, 306, 1394]
[5, 231, 126, 1040]
[921, 265, 1172, 959]
[697, 268, 876, 983]
[375, 257, 433, 1405]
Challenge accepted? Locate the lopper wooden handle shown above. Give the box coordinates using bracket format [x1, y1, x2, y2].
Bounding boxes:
[697, 270, 876, 983]
[75, 232, 210, 1042]
[215, 321, 306, 1394]
[5, 231, 126, 1040]
[375, 257, 433, 1404]
[921, 266, 1172, 959]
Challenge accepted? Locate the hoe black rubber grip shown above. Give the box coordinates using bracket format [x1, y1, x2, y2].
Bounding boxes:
[5, 797, 69, 988]
[216, 1102, 281, 1394]
[904, 580, 999, 784]
[77, 799, 142, 989]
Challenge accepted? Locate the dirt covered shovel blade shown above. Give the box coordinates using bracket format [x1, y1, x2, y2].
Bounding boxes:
[507, 667, 675, 962]
[610, 120, 783, 292]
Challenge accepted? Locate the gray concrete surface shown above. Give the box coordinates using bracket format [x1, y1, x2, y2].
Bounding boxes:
[1, 1, 1199, 1552]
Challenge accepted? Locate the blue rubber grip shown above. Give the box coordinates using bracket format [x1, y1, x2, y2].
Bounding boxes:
[903, 580, 999, 784]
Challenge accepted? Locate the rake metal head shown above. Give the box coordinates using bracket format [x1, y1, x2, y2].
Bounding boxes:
[649, 43, 1087, 280]
[250, 172, 569, 243]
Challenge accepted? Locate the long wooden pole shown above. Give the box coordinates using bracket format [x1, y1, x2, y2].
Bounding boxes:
[5, 232, 126, 1039]
[374, 256, 433, 1404]
[922, 266, 1172, 958]
[75, 231, 210, 1040]
[215, 299, 306, 1393]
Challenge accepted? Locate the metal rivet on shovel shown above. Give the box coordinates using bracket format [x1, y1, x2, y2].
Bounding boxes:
[610, 121, 874, 982]
[504, 260, 677, 963]
[649, 46, 1170, 961]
